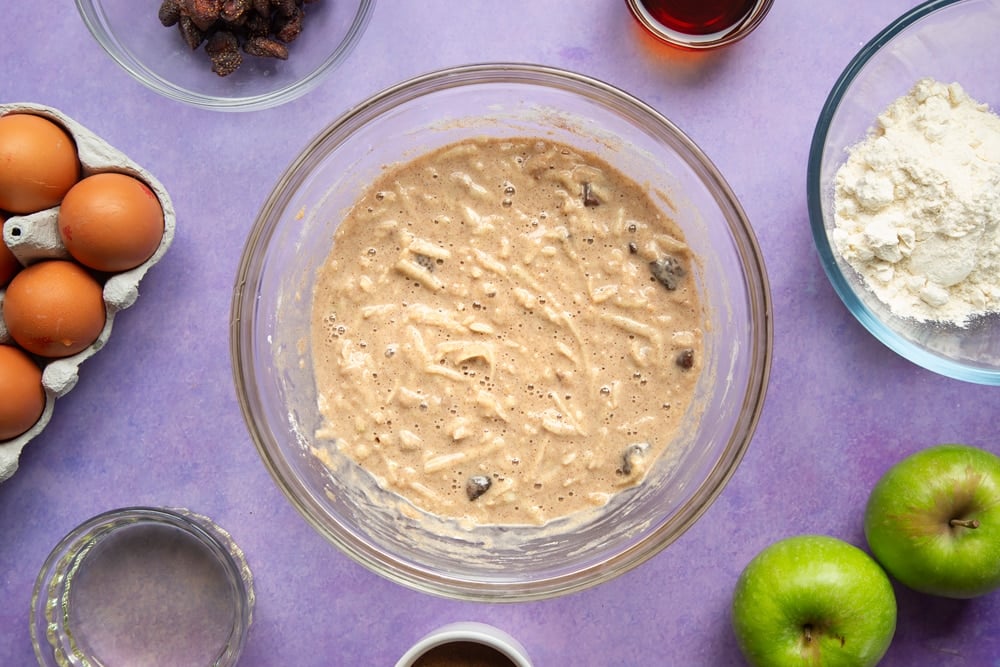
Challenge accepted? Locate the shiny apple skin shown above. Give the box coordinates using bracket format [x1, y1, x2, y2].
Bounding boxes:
[865, 443, 1000, 599]
[732, 535, 897, 667]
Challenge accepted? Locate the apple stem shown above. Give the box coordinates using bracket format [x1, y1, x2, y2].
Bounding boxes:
[949, 518, 980, 529]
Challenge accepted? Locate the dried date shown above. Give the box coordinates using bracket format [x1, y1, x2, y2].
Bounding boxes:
[220, 0, 252, 23]
[205, 30, 243, 76]
[183, 0, 222, 32]
[272, 0, 299, 17]
[158, 0, 182, 26]
[252, 0, 272, 19]
[649, 254, 686, 290]
[620, 442, 649, 476]
[274, 7, 304, 43]
[177, 16, 205, 50]
[158, 0, 323, 76]
[244, 35, 289, 59]
[466, 475, 492, 501]
[243, 12, 270, 38]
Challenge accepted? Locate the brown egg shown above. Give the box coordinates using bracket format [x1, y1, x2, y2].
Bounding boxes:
[58, 172, 165, 272]
[0, 344, 45, 441]
[0, 113, 80, 214]
[3, 260, 106, 358]
[0, 216, 21, 287]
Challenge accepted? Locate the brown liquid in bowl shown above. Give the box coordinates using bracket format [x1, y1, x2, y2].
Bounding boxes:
[413, 640, 516, 667]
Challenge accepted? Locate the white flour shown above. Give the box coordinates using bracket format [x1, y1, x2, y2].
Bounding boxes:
[832, 78, 1000, 326]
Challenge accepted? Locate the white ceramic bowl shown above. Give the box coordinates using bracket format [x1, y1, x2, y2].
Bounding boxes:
[395, 622, 531, 667]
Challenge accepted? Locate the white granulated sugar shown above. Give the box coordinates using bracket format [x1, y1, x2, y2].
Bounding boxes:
[832, 78, 1000, 326]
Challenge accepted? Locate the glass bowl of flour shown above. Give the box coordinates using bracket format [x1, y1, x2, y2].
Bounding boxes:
[808, 0, 1000, 384]
[231, 63, 772, 601]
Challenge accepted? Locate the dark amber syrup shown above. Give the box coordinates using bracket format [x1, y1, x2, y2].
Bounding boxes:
[413, 641, 516, 667]
[637, 0, 758, 36]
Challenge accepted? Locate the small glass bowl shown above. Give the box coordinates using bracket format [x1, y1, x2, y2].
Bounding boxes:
[807, 0, 1000, 384]
[624, 0, 773, 50]
[75, 0, 375, 111]
[31, 507, 255, 667]
[231, 63, 772, 601]
[395, 622, 532, 667]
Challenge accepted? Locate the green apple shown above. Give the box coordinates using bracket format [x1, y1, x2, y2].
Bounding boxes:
[731, 535, 896, 667]
[864, 443, 1000, 599]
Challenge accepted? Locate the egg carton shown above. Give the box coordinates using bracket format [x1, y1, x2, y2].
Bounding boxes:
[0, 103, 175, 482]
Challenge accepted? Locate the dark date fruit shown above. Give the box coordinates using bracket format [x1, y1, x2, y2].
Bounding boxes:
[649, 254, 686, 290]
[244, 35, 289, 59]
[582, 182, 600, 207]
[205, 30, 242, 76]
[466, 475, 492, 501]
[158, 0, 322, 76]
[621, 442, 649, 475]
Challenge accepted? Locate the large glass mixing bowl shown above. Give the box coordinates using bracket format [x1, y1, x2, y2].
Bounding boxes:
[231, 63, 772, 600]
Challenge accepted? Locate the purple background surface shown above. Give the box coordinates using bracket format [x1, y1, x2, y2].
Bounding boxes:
[3, 2, 1000, 665]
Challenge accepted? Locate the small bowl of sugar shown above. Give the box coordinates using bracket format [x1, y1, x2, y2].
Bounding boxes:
[808, 0, 1000, 384]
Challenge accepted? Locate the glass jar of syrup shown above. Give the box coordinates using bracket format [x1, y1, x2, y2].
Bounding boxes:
[625, 0, 774, 50]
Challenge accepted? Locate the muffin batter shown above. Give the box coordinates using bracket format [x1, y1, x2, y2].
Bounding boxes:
[310, 137, 703, 525]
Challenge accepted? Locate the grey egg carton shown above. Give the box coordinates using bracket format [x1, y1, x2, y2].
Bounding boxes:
[0, 103, 175, 482]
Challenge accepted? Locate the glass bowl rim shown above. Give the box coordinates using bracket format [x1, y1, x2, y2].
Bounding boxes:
[30, 506, 255, 667]
[623, 0, 774, 50]
[74, 0, 377, 112]
[806, 0, 1000, 385]
[231, 62, 773, 600]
